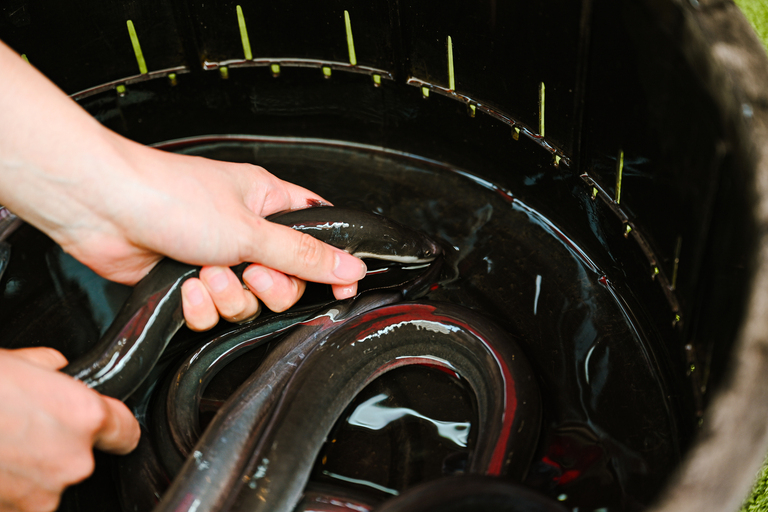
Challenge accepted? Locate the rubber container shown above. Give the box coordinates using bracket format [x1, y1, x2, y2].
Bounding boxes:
[1, 1, 767, 511]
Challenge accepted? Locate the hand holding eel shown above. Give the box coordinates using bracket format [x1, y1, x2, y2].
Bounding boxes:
[61, 207, 442, 401]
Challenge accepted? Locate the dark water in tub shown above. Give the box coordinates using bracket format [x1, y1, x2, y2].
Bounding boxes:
[0, 139, 680, 512]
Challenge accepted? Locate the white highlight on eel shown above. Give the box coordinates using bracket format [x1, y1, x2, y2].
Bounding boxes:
[358, 320, 461, 344]
[353, 252, 432, 264]
[534, 275, 542, 315]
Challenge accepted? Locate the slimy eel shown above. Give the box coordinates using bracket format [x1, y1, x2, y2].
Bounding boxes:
[370, 475, 568, 512]
[222, 301, 541, 512]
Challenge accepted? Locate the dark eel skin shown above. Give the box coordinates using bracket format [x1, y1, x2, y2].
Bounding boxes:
[0, 240, 9, 284]
[61, 207, 441, 400]
[0, 207, 19, 283]
[163, 307, 320, 465]
[151, 308, 320, 477]
[370, 475, 568, 512]
[222, 301, 541, 512]
[293, 482, 380, 512]
[154, 292, 403, 512]
[115, 426, 170, 512]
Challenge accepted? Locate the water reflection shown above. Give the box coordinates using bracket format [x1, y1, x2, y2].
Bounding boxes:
[348, 393, 471, 448]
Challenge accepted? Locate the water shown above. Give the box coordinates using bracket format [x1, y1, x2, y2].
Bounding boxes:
[0, 137, 684, 511]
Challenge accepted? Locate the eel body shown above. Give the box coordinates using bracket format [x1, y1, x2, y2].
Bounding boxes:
[267, 207, 440, 264]
[294, 483, 379, 512]
[0, 241, 9, 284]
[164, 306, 321, 460]
[370, 475, 568, 512]
[225, 301, 541, 512]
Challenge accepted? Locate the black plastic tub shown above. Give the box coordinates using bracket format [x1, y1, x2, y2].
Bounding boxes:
[1, 1, 767, 511]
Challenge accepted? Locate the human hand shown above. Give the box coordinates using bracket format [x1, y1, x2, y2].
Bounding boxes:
[49, 143, 367, 331]
[0, 41, 366, 331]
[0, 347, 140, 512]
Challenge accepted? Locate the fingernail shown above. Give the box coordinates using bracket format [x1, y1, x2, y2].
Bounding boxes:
[333, 251, 367, 282]
[237, 302, 262, 324]
[207, 267, 229, 293]
[244, 266, 273, 293]
[307, 198, 333, 208]
[335, 284, 357, 299]
[184, 281, 205, 306]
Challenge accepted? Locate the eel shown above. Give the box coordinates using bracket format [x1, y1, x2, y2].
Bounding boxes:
[154, 292, 403, 512]
[114, 426, 169, 512]
[293, 482, 380, 512]
[267, 207, 439, 265]
[225, 301, 541, 512]
[370, 475, 568, 512]
[0, 207, 19, 284]
[155, 307, 318, 476]
[60, 207, 442, 400]
[0, 241, 9, 284]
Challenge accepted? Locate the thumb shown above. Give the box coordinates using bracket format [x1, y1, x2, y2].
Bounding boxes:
[244, 218, 367, 286]
[92, 395, 141, 455]
[7, 347, 69, 370]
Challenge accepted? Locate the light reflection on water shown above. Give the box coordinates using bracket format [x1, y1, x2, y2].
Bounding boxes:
[347, 393, 471, 448]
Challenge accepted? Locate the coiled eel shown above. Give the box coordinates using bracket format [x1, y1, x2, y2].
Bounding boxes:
[61, 207, 441, 400]
[227, 302, 541, 512]
[164, 306, 320, 463]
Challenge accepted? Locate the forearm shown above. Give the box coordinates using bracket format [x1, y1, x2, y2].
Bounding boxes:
[0, 40, 137, 248]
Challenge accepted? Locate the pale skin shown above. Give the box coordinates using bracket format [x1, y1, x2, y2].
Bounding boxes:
[0, 40, 366, 511]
